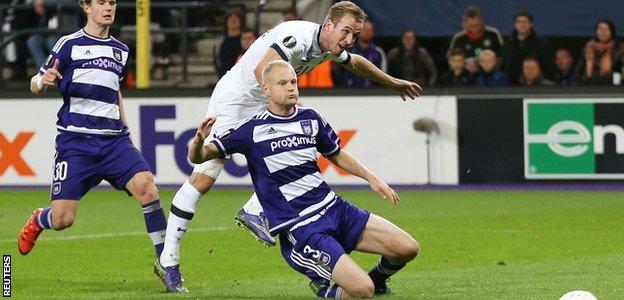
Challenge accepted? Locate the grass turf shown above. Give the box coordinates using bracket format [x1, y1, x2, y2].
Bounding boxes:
[1, 188, 623, 299]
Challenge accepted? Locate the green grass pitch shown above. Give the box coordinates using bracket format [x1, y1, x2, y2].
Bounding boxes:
[1, 188, 623, 299]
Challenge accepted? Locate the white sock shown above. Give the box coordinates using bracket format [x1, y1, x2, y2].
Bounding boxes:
[241, 193, 264, 215]
[160, 181, 202, 267]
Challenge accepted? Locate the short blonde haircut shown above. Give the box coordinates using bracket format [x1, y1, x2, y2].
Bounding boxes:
[326, 1, 367, 24]
[262, 60, 295, 84]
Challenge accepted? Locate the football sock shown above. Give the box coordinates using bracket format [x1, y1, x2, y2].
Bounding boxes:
[241, 193, 263, 215]
[315, 283, 342, 298]
[141, 199, 167, 258]
[369, 256, 406, 283]
[160, 181, 201, 267]
[36, 207, 54, 229]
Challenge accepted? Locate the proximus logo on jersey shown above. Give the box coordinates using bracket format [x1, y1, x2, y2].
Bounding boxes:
[524, 100, 624, 179]
[270, 135, 316, 152]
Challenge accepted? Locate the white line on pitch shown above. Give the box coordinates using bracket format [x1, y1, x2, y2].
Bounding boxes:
[0, 226, 233, 243]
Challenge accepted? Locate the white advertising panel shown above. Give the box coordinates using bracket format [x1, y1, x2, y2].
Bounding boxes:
[0, 96, 458, 186]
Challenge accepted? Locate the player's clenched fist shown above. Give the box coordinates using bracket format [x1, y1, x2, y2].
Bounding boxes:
[30, 58, 63, 93]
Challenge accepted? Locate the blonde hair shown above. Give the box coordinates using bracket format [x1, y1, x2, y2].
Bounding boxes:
[325, 1, 367, 24]
[262, 60, 294, 84]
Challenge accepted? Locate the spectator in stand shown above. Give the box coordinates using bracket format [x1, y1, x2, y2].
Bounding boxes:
[439, 48, 474, 86]
[387, 29, 437, 87]
[449, 7, 504, 74]
[519, 56, 554, 86]
[475, 49, 507, 86]
[3, 0, 38, 81]
[26, 0, 59, 70]
[235, 27, 257, 62]
[214, 10, 245, 78]
[335, 20, 387, 87]
[554, 48, 576, 86]
[576, 19, 624, 85]
[502, 10, 555, 85]
[151, 0, 175, 71]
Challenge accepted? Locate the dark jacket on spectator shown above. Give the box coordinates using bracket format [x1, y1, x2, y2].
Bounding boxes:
[387, 46, 437, 86]
[438, 69, 475, 86]
[337, 42, 386, 87]
[554, 69, 575, 86]
[449, 26, 504, 64]
[475, 69, 508, 86]
[519, 75, 554, 86]
[215, 35, 242, 77]
[503, 29, 555, 84]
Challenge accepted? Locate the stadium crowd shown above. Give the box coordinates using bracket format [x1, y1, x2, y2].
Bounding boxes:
[2, 2, 623, 88]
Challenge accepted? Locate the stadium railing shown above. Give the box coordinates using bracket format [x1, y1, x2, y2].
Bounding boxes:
[0, 1, 248, 88]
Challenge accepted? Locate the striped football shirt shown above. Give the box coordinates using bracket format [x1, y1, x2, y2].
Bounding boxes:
[212, 106, 342, 235]
[40, 29, 129, 136]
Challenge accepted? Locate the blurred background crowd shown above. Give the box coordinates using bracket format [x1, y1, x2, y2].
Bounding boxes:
[2, 0, 623, 89]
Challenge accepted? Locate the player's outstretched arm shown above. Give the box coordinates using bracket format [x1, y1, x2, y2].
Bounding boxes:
[327, 150, 399, 204]
[30, 58, 63, 94]
[343, 54, 422, 101]
[188, 117, 221, 164]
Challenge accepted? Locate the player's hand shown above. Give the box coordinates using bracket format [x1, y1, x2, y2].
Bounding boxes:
[369, 177, 399, 205]
[195, 117, 216, 142]
[41, 59, 63, 87]
[391, 78, 422, 101]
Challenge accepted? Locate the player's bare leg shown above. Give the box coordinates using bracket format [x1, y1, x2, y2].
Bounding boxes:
[329, 254, 375, 298]
[355, 214, 420, 294]
[17, 199, 78, 255]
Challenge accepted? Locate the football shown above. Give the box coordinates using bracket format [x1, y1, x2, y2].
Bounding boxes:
[559, 290, 598, 300]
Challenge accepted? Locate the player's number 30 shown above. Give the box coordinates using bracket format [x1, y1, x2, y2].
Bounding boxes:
[53, 161, 68, 181]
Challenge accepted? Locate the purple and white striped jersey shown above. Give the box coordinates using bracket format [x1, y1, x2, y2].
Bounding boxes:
[212, 106, 341, 235]
[40, 29, 129, 136]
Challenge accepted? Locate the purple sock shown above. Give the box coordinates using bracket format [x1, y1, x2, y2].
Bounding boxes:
[316, 283, 342, 298]
[37, 207, 53, 229]
[141, 200, 167, 257]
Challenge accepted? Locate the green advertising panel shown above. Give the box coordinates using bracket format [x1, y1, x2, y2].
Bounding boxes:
[524, 99, 624, 179]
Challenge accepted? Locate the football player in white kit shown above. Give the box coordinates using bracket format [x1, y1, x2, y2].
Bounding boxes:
[156, 1, 422, 292]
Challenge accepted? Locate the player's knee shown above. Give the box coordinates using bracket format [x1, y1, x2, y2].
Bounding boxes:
[395, 236, 419, 262]
[347, 278, 375, 298]
[189, 173, 215, 194]
[133, 176, 159, 204]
